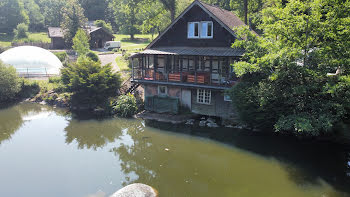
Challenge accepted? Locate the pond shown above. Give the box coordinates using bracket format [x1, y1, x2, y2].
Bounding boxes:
[0, 103, 350, 197]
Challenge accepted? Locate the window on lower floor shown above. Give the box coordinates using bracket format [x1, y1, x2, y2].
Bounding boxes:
[158, 86, 167, 96]
[224, 93, 232, 102]
[197, 89, 211, 104]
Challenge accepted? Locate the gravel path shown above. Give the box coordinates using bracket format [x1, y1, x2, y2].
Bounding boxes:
[98, 53, 122, 72]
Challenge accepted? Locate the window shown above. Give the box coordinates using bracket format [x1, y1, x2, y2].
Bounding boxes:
[158, 86, 167, 96]
[188, 22, 200, 38]
[224, 93, 232, 102]
[188, 21, 213, 39]
[197, 89, 211, 104]
[201, 21, 213, 38]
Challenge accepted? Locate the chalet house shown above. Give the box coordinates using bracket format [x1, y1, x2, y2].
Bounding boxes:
[48, 26, 115, 49]
[130, 0, 250, 119]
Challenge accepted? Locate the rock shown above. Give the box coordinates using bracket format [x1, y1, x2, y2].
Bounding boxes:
[199, 120, 206, 127]
[206, 117, 215, 124]
[225, 125, 234, 128]
[185, 119, 195, 125]
[201, 116, 206, 120]
[110, 183, 158, 197]
[207, 122, 219, 128]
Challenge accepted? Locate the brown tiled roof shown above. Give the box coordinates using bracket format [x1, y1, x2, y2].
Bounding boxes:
[48, 26, 114, 38]
[48, 27, 64, 38]
[131, 47, 244, 57]
[199, 1, 246, 30]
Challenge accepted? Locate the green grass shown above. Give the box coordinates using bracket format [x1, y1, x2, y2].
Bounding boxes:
[0, 32, 51, 47]
[115, 55, 130, 71]
[113, 34, 156, 52]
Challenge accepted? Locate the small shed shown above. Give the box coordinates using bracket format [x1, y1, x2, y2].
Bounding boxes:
[89, 27, 115, 48]
[48, 27, 65, 49]
[48, 26, 115, 49]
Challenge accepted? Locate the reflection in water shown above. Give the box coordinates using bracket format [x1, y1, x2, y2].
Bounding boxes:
[0, 103, 54, 145]
[0, 103, 350, 197]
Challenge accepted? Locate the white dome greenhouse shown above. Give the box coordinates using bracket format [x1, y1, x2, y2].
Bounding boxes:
[0, 46, 63, 77]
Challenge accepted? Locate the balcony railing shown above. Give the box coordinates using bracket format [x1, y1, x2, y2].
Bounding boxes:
[133, 68, 237, 87]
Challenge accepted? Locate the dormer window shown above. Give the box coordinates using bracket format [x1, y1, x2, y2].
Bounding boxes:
[188, 22, 200, 38]
[188, 21, 213, 39]
[201, 21, 213, 38]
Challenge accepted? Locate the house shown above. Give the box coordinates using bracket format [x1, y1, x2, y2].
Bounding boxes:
[48, 26, 115, 49]
[130, 0, 251, 119]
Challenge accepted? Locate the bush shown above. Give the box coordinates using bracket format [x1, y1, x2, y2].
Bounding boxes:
[86, 51, 99, 62]
[17, 79, 40, 99]
[0, 61, 21, 103]
[54, 52, 68, 63]
[61, 57, 121, 110]
[13, 23, 29, 39]
[113, 93, 138, 117]
[94, 20, 113, 34]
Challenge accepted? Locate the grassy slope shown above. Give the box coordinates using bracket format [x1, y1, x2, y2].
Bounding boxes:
[0, 32, 51, 47]
[114, 34, 155, 52]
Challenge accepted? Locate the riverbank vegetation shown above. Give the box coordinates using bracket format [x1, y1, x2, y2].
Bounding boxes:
[229, 0, 350, 137]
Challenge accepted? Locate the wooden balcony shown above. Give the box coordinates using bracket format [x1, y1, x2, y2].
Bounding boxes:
[133, 69, 236, 90]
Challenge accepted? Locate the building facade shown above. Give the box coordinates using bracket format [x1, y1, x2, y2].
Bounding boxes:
[130, 0, 250, 119]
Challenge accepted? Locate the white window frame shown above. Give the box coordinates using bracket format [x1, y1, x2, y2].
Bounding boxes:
[200, 21, 213, 39]
[197, 89, 211, 104]
[158, 86, 168, 96]
[188, 22, 200, 38]
[224, 93, 232, 102]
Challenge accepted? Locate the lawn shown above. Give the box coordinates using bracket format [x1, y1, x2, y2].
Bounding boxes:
[113, 34, 156, 52]
[115, 55, 130, 71]
[0, 32, 51, 47]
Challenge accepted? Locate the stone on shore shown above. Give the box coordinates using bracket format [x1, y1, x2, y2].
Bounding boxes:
[110, 183, 158, 197]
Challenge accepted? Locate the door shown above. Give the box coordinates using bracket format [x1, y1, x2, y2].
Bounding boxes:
[181, 89, 191, 110]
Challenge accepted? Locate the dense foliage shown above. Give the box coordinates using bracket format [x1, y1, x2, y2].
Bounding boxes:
[229, 0, 350, 136]
[0, 61, 21, 103]
[61, 57, 121, 110]
[94, 20, 113, 34]
[72, 29, 90, 56]
[0, 0, 28, 34]
[61, 0, 88, 47]
[113, 93, 138, 117]
[13, 23, 29, 39]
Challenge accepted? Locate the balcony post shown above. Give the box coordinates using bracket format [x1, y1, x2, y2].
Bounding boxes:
[194, 56, 197, 83]
[131, 58, 134, 80]
[153, 55, 156, 81]
[210, 57, 212, 85]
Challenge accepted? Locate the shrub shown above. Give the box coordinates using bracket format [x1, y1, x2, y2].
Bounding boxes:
[113, 93, 138, 117]
[94, 20, 113, 34]
[54, 52, 68, 63]
[13, 23, 29, 39]
[17, 79, 40, 99]
[86, 51, 100, 62]
[61, 57, 121, 110]
[0, 61, 21, 103]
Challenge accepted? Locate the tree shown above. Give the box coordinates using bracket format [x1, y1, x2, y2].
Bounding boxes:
[0, 0, 28, 34]
[158, 0, 176, 22]
[22, 0, 45, 31]
[61, 57, 121, 110]
[94, 20, 113, 34]
[13, 23, 29, 39]
[229, 0, 350, 136]
[0, 61, 21, 103]
[111, 0, 144, 40]
[36, 0, 67, 27]
[61, 0, 88, 47]
[79, 0, 109, 21]
[72, 28, 90, 56]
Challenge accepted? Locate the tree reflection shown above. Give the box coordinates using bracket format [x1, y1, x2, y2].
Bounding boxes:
[0, 103, 51, 145]
[63, 118, 142, 150]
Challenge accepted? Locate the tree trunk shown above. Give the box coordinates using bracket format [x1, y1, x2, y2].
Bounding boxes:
[170, 9, 175, 22]
[130, 34, 135, 40]
[244, 0, 248, 25]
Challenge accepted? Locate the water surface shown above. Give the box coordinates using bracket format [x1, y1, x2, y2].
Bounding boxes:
[0, 103, 349, 197]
